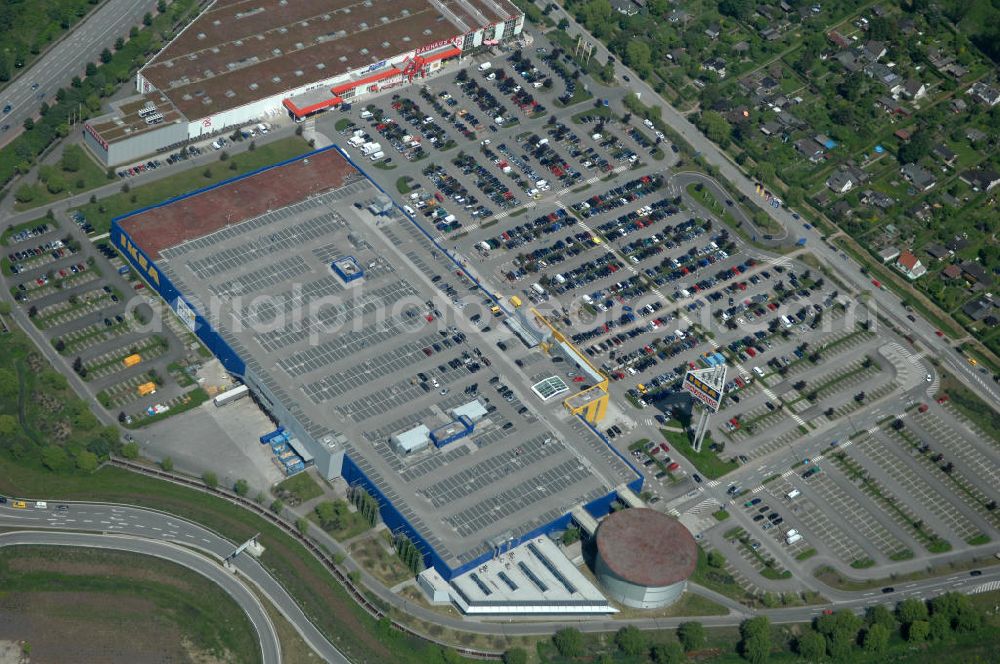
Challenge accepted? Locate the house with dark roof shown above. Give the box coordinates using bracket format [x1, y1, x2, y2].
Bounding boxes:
[862, 40, 887, 62]
[835, 50, 863, 72]
[932, 143, 958, 166]
[963, 297, 994, 321]
[705, 24, 721, 39]
[611, 0, 639, 15]
[902, 79, 927, 100]
[907, 201, 933, 222]
[865, 63, 902, 93]
[795, 138, 826, 162]
[965, 128, 987, 144]
[968, 82, 1000, 107]
[900, 163, 937, 191]
[826, 166, 866, 193]
[960, 261, 992, 286]
[860, 190, 895, 209]
[925, 243, 949, 260]
[959, 168, 1000, 192]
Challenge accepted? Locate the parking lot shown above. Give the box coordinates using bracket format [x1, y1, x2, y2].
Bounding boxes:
[1, 213, 200, 426]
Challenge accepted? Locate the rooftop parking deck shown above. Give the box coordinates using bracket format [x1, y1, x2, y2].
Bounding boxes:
[123, 149, 635, 569]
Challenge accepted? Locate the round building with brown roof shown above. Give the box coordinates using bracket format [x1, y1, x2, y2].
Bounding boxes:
[594, 508, 697, 608]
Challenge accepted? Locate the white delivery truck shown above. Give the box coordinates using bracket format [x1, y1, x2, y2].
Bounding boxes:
[786, 533, 803, 545]
[478, 61, 492, 72]
[348, 135, 365, 148]
[369, 151, 385, 160]
[786, 489, 801, 500]
[360, 109, 374, 120]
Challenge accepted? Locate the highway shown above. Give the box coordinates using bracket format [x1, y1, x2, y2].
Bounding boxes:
[0, 502, 351, 663]
[0, 530, 281, 664]
[0, 0, 160, 144]
[1, 499, 996, 644]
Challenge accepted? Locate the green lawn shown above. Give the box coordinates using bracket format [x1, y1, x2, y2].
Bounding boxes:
[14, 145, 111, 211]
[72, 137, 311, 235]
[660, 428, 738, 480]
[274, 471, 324, 504]
[0, 546, 260, 663]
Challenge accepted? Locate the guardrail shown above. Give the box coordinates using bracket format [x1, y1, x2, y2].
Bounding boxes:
[107, 458, 503, 661]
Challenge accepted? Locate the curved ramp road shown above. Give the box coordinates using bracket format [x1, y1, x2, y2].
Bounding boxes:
[0, 530, 281, 664]
[0, 503, 351, 663]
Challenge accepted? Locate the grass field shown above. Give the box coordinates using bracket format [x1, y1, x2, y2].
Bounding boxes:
[72, 137, 312, 235]
[660, 428, 738, 479]
[0, 545, 259, 663]
[274, 471, 324, 505]
[15, 145, 110, 211]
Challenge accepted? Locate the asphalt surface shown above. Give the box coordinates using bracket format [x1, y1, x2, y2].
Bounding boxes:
[0, 529, 281, 664]
[0, 502, 350, 663]
[1, 499, 996, 642]
[537, 0, 1000, 410]
[0, 0, 160, 147]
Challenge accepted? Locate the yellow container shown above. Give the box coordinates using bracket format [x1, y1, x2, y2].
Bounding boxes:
[123, 354, 142, 367]
[137, 381, 157, 396]
[510, 295, 522, 308]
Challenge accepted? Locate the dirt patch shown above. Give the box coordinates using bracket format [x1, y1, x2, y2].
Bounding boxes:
[0, 641, 26, 664]
[0, 592, 188, 664]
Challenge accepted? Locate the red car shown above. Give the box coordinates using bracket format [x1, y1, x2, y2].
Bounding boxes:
[935, 330, 944, 337]
[871, 279, 882, 288]
[572, 376, 585, 383]
[667, 462, 680, 471]
[660, 444, 670, 453]
[918, 403, 929, 413]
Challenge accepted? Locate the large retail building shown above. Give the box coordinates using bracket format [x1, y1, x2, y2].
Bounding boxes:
[84, 0, 524, 165]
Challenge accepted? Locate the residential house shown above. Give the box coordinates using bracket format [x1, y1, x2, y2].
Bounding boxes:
[667, 9, 689, 23]
[862, 40, 887, 62]
[860, 189, 895, 209]
[941, 264, 963, 280]
[960, 261, 992, 287]
[835, 50, 864, 73]
[828, 31, 851, 49]
[705, 24, 721, 40]
[876, 96, 911, 116]
[895, 251, 927, 280]
[865, 63, 902, 94]
[826, 166, 866, 193]
[960, 168, 1000, 192]
[611, 0, 638, 15]
[968, 82, 1000, 107]
[931, 143, 958, 167]
[965, 128, 987, 144]
[962, 297, 995, 321]
[759, 121, 782, 136]
[947, 236, 970, 252]
[702, 57, 727, 78]
[732, 41, 750, 56]
[878, 246, 901, 263]
[950, 98, 967, 113]
[901, 79, 927, 100]
[900, 163, 937, 191]
[831, 200, 853, 218]
[794, 138, 826, 162]
[760, 26, 782, 41]
[760, 76, 780, 93]
[907, 201, 933, 223]
[898, 17, 917, 35]
[925, 243, 949, 261]
[776, 110, 803, 129]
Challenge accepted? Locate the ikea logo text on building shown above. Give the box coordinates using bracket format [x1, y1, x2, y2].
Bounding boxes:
[118, 232, 160, 286]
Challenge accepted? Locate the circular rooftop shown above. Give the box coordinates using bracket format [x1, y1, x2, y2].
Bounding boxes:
[596, 508, 698, 587]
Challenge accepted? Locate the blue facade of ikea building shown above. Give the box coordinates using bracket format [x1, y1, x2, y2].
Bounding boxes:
[111, 145, 643, 582]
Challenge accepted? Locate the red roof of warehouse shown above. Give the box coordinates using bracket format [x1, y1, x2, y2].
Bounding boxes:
[596, 508, 697, 587]
[118, 147, 358, 259]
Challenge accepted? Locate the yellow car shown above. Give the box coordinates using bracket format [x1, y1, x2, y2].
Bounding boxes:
[968, 357, 978, 367]
[12, 500, 26, 509]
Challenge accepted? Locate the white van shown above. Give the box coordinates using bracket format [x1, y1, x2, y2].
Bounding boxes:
[753, 366, 765, 378]
[34, 501, 48, 509]
[478, 61, 493, 72]
[786, 489, 801, 500]
[360, 110, 373, 120]
[786, 533, 803, 545]
[369, 151, 385, 161]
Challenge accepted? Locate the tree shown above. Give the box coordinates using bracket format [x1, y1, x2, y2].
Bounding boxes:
[114, 36, 125, 51]
[897, 131, 930, 164]
[699, 111, 731, 144]
[907, 620, 930, 643]
[76, 450, 99, 472]
[561, 526, 581, 545]
[865, 604, 896, 632]
[707, 549, 726, 568]
[157, 0, 167, 11]
[929, 613, 951, 641]
[100, 48, 113, 64]
[863, 624, 890, 655]
[794, 630, 825, 659]
[897, 597, 928, 625]
[234, 479, 249, 496]
[614, 625, 645, 655]
[315, 501, 346, 531]
[296, 517, 310, 535]
[202, 471, 218, 488]
[739, 617, 771, 664]
[160, 456, 174, 472]
[502, 648, 527, 664]
[719, 0, 753, 20]
[23, 117, 34, 131]
[121, 441, 140, 459]
[678, 621, 706, 651]
[0, 414, 18, 438]
[143, 12, 153, 26]
[0, 368, 17, 401]
[651, 642, 684, 664]
[85, 62, 97, 76]
[270, 498, 284, 515]
[41, 445, 70, 472]
[625, 41, 652, 76]
[552, 628, 584, 657]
